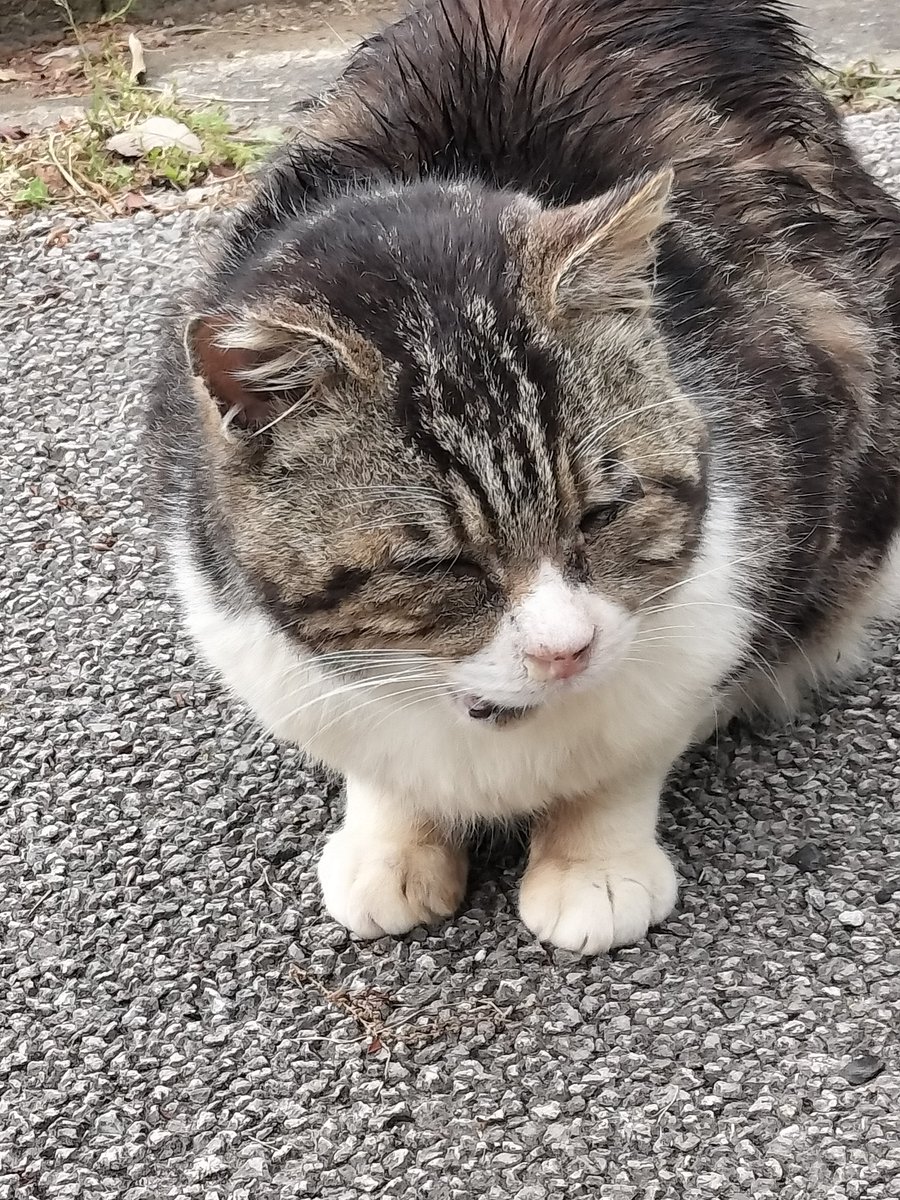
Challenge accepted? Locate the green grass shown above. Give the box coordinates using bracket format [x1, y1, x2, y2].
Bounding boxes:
[12, 19, 894, 216]
[0, 5, 278, 215]
[818, 61, 900, 110]
[12, 177, 52, 207]
[99, 0, 138, 23]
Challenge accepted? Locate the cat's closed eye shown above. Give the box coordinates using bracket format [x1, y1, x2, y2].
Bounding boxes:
[400, 556, 488, 581]
[579, 502, 625, 534]
[580, 479, 644, 535]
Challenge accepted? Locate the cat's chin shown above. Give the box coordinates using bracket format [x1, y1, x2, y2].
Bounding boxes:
[454, 692, 537, 727]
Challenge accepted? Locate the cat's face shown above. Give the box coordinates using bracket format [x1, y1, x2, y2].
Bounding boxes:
[188, 176, 706, 724]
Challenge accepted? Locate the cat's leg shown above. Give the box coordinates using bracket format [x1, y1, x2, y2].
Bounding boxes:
[318, 777, 468, 937]
[519, 764, 678, 955]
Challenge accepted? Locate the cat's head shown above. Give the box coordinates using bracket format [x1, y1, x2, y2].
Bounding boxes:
[186, 171, 707, 725]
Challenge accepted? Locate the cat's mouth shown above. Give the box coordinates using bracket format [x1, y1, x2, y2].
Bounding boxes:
[458, 693, 535, 727]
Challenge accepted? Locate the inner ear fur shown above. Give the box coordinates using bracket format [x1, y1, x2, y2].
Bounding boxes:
[186, 301, 384, 434]
[517, 168, 674, 319]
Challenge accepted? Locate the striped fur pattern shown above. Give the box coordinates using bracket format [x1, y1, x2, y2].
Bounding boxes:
[145, 0, 900, 954]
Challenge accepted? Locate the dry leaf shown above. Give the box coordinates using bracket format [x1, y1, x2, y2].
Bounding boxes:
[36, 46, 82, 66]
[0, 67, 30, 83]
[0, 123, 28, 142]
[44, 227, 71, 249]
[128, 33, 146, 85]
[867, 79, 900, 100]
[55, 62, 85, 79]
[106, 116, 202, 158]
[36, 41, 99, 66]
[33, 163, 65, 191]
[183, 185, 218, 205]
[122, 190, 150, 210]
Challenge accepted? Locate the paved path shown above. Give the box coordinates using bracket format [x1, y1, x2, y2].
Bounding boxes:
[107, 2, 900, 129]
[804, 0, 900, 61]
[2, 107, 900, 1198]
[2, 0, 900, 135]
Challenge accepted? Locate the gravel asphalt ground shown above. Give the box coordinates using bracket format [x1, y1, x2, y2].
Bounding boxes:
[3, 109, 900, 1200]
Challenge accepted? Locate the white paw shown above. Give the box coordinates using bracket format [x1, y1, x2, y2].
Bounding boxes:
[317, 827, 467, 938]
[519, 843, 678, 955]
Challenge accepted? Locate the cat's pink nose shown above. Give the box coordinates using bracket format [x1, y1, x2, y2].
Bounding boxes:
[525, 638, 593, 682]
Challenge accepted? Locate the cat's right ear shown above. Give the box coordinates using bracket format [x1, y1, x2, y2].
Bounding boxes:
[185, 306, 383, 438]
[515, 168, 674, 320]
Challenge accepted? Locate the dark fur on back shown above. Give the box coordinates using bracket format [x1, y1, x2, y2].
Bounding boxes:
[148, 0, 900, 682]
[225, 0, 895, 261]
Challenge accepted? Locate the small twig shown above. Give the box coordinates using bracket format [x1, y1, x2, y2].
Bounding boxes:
[45, 134, 107, 218]
[246, 1135, 282, 1153]
[320, 18, 351, 50]
[145, 87, 273, 104]
[47, 131, 86, 196]
[159, 24, 217, 36]
[122, 257, 193, 269]
[26, 890, 53, 919]
[51, 0, 85, 51]
[70, 154, 112, 201]
[99, 0, 138, 23]
[66, 152, 113, 216]
[231, 132, 284, 145]
[258, 866, 291, 899]
[289, 962, 514, 1054]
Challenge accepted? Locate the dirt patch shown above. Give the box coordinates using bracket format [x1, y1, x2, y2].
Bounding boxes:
[1, 0, 401, 58]
[0, 0, 401, 155]
[0, 1, 400, 117]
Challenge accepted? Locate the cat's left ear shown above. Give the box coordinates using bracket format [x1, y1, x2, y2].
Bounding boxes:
[518, 168, 674, 319]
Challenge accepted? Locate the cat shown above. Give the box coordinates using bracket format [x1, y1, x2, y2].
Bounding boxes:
[145, 0, 900, 955]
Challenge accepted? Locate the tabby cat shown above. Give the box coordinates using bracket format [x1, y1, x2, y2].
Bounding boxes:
[146, 0, 900, 954]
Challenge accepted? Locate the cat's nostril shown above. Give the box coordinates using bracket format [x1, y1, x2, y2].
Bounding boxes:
[525, 636, 594, 681]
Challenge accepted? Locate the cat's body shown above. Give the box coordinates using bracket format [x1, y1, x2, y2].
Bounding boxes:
[146, 0, 900, 953]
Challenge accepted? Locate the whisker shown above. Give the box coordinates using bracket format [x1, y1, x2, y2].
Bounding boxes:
[343, 685, 448, 740]
[572, 395, 687, 458]
[642, 598, 811, 661]
[309, 681, 446, 742]
[260, 669, 446, 728]
[238, 648, 442, 694]
[267, 666, 447, 713]
[239, 670, 447, 758]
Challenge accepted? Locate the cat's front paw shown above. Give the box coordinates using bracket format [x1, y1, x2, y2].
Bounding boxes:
[518, 843, 678, 955]
[317, 827, 467, 938]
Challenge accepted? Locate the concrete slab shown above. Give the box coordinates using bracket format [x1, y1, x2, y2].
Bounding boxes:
[3, 103, 900, 1200]
[157, 46, 348, 131]
[150, 1, 900, 132]
[2, 1, 899, 136]
[797, 0, 900, 61]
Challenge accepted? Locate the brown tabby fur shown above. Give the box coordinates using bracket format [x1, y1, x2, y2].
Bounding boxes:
[148, 0, 900, 698]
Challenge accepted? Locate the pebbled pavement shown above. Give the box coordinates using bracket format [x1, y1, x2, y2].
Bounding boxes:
[2, 109, 900, 1200]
